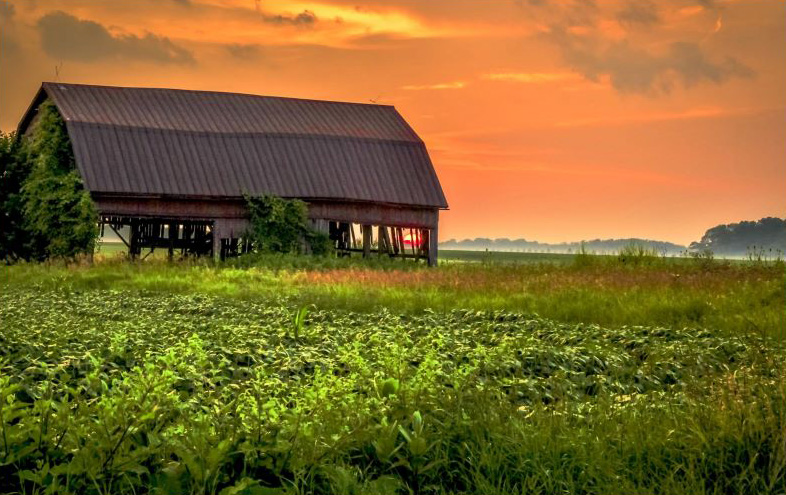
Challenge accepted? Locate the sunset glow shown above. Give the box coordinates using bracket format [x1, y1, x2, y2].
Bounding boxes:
[1, 0, 783, 244]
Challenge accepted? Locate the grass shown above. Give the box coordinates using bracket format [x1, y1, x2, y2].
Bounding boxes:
[0, 251, 784, 494]
[6, 250, 785, 338]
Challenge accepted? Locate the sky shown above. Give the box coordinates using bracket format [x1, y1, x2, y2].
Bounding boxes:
[1, 0, 783, 245]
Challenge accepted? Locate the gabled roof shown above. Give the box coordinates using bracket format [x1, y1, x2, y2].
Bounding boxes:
[19, 82, 448, 209]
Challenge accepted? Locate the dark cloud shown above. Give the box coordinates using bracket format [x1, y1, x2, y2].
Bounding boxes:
[548, 26, 754, 95]
[0, 0, 14, 21]
[262, 10, 317, 26]
[617, 1, 660, 28]
[515, 0, 599, 27]
[37, 11, 194, 65]
[564, 0, 598, 27]
[513, 0, 752, 95]
[226, 43, 262, 60]
[697, 0, 721, 11]
[667, 42, 753, 87]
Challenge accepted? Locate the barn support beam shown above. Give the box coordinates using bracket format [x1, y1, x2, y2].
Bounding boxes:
[428, 224, 438, 267]
[100, 216, 214, 260]
[378, 225, 391, 257]
[362, 224, 372, 258]
[129, 221, 139, 260]
[107, 224, 130, 248]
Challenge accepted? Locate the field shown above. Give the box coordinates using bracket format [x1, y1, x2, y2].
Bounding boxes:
[1, 253, 784, 495]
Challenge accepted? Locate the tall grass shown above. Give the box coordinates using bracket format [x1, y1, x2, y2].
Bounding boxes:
[4, 252, 782, 338]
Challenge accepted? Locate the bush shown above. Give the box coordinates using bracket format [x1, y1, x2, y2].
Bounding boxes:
[618, 242, 662, 266]
[244, 194, 333, 256]
[1, 101, 99, 262]
[0, 132, 46, 262]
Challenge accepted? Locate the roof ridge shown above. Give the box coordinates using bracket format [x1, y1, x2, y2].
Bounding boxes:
[42, 81, 396, 109]
[66, 120, 424, 145]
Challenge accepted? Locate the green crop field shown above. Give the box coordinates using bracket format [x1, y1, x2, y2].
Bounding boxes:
[1, 254, 784, 495]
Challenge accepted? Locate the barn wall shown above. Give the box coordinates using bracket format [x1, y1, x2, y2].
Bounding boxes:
[94, 195, 440, 264]
[94, 196, 439, 229]
[307, 201, 438, 229]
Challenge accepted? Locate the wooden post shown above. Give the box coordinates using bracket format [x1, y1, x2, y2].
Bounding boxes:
[362, 224, 372, 258]
[129, 221, 138, 260]
[428, 223, 438, 267]
[391, 227, 404, 254]
[378, 226, 391, 256]
[168, 222, 177, 261]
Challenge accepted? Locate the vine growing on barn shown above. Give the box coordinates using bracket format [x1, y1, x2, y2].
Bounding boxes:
[19, 100, 98, 259]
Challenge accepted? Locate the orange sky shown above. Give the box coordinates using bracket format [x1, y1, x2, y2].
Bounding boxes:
[1, 0, 784, 244]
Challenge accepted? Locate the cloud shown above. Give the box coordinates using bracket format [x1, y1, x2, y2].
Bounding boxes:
[261, 9, 317, 26]
[515, 0, 754, 96]
[225, 43, 262, 60]
[37, 11, 195, 65]
[616, 1, 660, 28]
[0, 0, 14, 22]
[549, 27, 753, 95]
[512, 0, 752, 95]
[697, 0, 721, 12]
[402, 81, 466, 90]
[0, 0, 18, 56]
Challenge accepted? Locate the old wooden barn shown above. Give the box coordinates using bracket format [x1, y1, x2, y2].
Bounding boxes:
[18, 83, 448, 264]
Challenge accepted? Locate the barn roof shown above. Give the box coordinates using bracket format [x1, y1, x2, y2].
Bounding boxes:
[19, 82, 448, 209]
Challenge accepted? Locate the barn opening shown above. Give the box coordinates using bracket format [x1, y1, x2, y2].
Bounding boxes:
[17, 83, 448, 265]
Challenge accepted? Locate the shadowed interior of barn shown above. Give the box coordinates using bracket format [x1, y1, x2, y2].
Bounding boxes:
[17, 83, 448, 264]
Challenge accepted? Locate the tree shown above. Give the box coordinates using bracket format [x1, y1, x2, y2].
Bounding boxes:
[10, 101, 98, 260]
[0, 132, 47, 262]
[689, 217, 786, 256]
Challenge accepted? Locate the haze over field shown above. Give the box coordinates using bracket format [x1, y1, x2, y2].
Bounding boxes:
[1, 0, 783, 244]
[440, 217, 786, 256]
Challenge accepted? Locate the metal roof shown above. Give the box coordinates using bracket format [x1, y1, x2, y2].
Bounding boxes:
[20, 83, 448, 208]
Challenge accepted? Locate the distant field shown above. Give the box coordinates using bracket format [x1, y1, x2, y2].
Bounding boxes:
[96, 243, 582, 264]
[439, 249, 577, 264]
[1, 253, 784, 494]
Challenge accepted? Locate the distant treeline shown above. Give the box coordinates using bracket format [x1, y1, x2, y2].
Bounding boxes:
[441, 217, 786, 257]
[439, 238, 686, 255]
[689, 217, 786, 256]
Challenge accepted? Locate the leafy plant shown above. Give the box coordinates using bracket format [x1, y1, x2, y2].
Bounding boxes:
[0, 280, 783, 495]
[243, 194, 332, 256]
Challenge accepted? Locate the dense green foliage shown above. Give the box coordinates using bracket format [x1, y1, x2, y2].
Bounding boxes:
[0, 101, 98, 262]
[0, 284, 783, 495]
[0, 132, 46, 262]
[22, 101, 98, 259]
[690, 216, 786, 256]
[1, 256, 785, 494]
[244, 194, 332, 255]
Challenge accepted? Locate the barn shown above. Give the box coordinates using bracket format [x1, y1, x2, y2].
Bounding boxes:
[17, 83, 448, 265]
